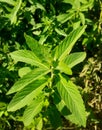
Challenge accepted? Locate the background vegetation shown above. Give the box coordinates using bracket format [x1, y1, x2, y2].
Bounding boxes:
[0, 0, 102, 129]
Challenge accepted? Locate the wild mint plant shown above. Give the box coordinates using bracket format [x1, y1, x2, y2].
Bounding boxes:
[7, 26, 87, 129]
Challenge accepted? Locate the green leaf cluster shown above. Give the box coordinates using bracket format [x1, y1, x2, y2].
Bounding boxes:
[7, 26, 87, 128]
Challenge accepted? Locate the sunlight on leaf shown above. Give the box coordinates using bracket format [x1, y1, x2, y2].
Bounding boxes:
[6, 0, 22, 24]
[56, 74, 86, 127]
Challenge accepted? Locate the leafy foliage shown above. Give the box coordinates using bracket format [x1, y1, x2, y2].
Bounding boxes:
[7, 26, 86, 128]
[0, 0, 102, 129]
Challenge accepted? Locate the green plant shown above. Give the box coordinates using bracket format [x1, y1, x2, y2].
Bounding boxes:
[7, 26, 87, 129]
[1, 0, 102, 129]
